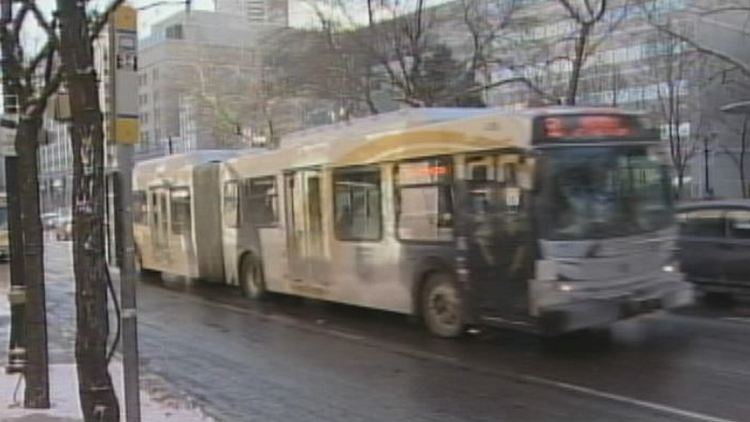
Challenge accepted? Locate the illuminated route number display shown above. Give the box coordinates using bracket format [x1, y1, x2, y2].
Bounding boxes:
[533, 114, 656, 143]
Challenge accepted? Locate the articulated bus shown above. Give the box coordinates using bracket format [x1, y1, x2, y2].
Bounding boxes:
[135, 107, 694, 337]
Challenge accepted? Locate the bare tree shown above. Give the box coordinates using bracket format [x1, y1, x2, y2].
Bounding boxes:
[555, 0, 609, 105]
[647, 26, 700, 198]
[0, 0, 63, 408]
[647, 1, 750, 80]
[645, 2, 750, 197]
[56, 0, 127, 420]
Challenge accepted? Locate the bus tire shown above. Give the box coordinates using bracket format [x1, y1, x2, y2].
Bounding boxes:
[135, 251, 159, 281]
[240, 256, 267, 300]
[421, 272, 466, 338]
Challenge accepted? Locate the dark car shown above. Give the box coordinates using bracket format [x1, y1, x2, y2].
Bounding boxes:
[677, 200, 750, 299]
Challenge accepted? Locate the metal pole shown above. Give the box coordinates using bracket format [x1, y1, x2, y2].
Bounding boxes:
[1, 0, 27, 374]
[109, 6, 141, 421]
[117, 145, 141, 422]
[704, 137, 711, 198]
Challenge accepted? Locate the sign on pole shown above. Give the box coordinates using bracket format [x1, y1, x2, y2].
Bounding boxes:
[113, 6, 138, 145]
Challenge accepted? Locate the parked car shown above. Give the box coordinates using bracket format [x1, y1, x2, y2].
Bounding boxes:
[677, 200, 750, 299]
[41, 212, 59, 230]
[55, 215, 72, 241]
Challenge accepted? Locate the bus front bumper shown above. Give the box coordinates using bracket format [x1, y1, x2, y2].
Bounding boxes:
[537, 277, 694, 336]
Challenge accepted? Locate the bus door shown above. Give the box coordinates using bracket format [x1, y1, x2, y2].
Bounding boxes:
[462, 153, 534, 319]
[149, 187, 170, 264]
[284, 169, 325, 288]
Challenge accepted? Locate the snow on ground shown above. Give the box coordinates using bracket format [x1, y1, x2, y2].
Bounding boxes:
[0, 362, 214, 422]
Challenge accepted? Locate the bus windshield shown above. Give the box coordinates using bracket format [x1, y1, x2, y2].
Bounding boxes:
[538, 145, 673, 240]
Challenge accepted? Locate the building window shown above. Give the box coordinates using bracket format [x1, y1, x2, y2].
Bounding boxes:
[394, 157, 453, 242]
[333, 166, 382, 241]
[165, 24, 184, 40]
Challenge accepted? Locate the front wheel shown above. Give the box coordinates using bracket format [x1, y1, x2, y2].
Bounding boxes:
[422, 273, 466, 338]
[241, 257, 267, 300]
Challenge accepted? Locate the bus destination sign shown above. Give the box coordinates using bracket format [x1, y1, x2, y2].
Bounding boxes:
[533, 114, 656, 144]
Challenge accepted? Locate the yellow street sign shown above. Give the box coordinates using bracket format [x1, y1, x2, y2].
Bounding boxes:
[115, 117, 139, 145]
[113, 5, 137, 31]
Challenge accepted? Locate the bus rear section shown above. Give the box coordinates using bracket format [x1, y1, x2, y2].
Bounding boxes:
[132, 151, 234, 281]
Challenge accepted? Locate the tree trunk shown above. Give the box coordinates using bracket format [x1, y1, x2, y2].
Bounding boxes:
[0, 0, 45, 402]
[741, 116, 748, 198]
[56, 0, 119, 420]
[16, 114, 50, 408]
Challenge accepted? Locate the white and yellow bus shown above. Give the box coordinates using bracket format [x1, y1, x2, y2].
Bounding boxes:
[135, 107, 693, 337]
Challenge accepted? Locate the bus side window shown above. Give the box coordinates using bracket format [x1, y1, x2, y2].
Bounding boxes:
[394, 157, 453, 242]
[148, 191, 158, 227]
[243, 176, 279, 227]
[133, 190, 147, 225]
[223, 181, 239, 228]
[333, 166, 382, 241]
[170, 188, 191, 236]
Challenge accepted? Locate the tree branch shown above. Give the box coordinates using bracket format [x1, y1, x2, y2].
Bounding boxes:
[650, 20, 750, 79]
[27, 0, 57, 44]
[90, 0, 128, 42]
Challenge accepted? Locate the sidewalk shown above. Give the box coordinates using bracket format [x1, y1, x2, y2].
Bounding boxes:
[0, 263, 214, 422]
[0, 362, 213, 422]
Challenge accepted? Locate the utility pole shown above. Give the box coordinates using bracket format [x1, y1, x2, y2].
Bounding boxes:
[1, 0, 27, 375]
[109, 6, 141, 422]
[704, 135, 712, 198]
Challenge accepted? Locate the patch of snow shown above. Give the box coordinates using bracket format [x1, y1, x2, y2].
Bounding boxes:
[0, 363, 213, 422]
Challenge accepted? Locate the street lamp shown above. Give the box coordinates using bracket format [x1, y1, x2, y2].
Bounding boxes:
[721, 100, 750, 198]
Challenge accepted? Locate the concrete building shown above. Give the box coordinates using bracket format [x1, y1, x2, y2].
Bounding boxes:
[215, 0, 289, 26]
[138, 10, 284, 155]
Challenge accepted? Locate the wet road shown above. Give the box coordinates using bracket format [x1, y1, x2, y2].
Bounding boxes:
[26, 240, 750, 421]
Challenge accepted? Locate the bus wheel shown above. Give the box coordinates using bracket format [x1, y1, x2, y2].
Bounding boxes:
[241, 257, 266, 300]
[422, 273, 465, 338]
[134, 253, 157, 281]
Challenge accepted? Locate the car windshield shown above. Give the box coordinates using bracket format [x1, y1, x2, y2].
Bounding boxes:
[537, 145, 674, 240]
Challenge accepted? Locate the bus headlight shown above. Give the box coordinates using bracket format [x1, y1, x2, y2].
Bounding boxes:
[559, 283, 573, 292]
[662, 264, 676, 273]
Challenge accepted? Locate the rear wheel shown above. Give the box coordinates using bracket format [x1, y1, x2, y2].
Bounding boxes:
[241, 257, 267, 300]
[422, 272, 466, 338]
[134, 251, 159, 281]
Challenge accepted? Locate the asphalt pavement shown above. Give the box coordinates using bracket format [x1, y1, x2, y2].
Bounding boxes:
[6, 239, 750, 421]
